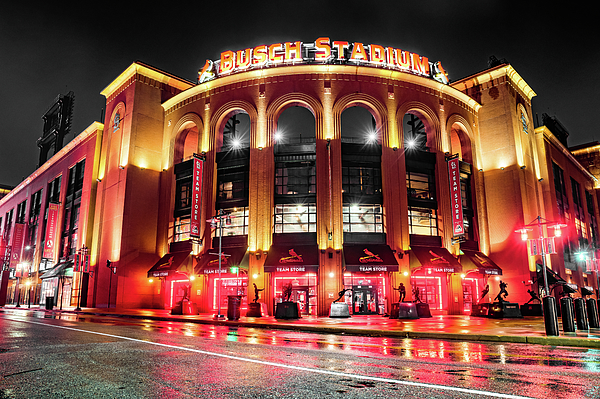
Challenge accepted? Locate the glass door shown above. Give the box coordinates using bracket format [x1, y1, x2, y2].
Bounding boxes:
[352, 287, 378, 315]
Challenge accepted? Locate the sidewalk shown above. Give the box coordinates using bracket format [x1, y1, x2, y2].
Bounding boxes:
[3, 305, 600, 349]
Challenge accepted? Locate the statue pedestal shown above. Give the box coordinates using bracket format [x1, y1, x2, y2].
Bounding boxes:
[416, 302, 431, 318]
[489, 302, 522, 319]
[471, 303, 491, 317]
[390, 302, 419, 319]
[329, 302, 351, 318]
[275, 301, 300, 319]
[520, 303, 542, 316]
[246, 302, 265, 317]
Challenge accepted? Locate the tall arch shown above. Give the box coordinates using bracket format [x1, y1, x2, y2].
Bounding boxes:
[168, 112, 203, 169]
[333, 93, 388, 144]
[447, 114, 475, 165]
[396, 101, 441, 151]
[266, 92, 323, 143]
[210, 100, 258, 152]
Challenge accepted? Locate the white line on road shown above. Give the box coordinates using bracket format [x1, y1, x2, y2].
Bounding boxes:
[7, 317, 533, 399]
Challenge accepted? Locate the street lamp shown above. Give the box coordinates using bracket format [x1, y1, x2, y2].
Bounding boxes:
[516, 216, 566, 336]
[208, 209, 231, 320]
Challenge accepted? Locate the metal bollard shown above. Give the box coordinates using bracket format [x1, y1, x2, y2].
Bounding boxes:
[574, 297, 589, 330]
[587, 298, 600, 329]
[543, 296, 559, 336]
[560, 296, 576, 333]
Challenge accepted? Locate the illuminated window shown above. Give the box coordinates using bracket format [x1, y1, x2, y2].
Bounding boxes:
[408, 207, 438, 236]
[343, 204, 383, 233]
[174, 217, 191, 242]
[406, 171, 435, 201]
[274, 204, 316, 233]
[213, 207, 249, 237]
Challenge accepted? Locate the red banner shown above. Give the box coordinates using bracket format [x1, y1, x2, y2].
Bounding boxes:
[448, 158, 464, 236]
[190, 155, 203, 238]
[43, 203, 60, 260]
[9, 223, 25, 271]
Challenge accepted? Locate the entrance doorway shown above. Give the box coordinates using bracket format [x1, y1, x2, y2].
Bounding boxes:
[352, 286, 378, 315]
[291, 287, 309, 315]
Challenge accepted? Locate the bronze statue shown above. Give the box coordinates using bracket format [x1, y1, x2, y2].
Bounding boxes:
[253, 283, 264, 303]
[334, 288, 352, 303]
[282, 282, 293, 302]
[479, 284, 490, 303]
[393, 283, 407, 302]
[494, 280, 509, 303]
[412, 286, 422, 303]
[525, 289, 540, 304]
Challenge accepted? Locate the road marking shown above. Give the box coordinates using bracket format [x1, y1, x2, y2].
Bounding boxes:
[7, 317, 533, 399]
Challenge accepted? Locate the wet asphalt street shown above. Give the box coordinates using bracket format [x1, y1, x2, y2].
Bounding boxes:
[1, 309, 599, 398]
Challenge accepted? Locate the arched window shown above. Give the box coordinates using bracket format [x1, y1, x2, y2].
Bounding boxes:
[341, 106, 383, 237]
[273, 106, 316, 234]
[404, 112, 437, 237]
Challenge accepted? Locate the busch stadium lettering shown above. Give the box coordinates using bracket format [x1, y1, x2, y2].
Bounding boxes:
[199, 38, 449, 85]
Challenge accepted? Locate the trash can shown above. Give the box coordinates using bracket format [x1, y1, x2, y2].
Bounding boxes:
[560, 296, 575, 333]
[227, 295, 242, 321]
[45, 296, 54, 310]
[574, 297, 589, 330]
[587, 298, 600, 329]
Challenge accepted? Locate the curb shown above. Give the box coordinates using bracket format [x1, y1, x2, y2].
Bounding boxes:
[4, 307, 600, 349]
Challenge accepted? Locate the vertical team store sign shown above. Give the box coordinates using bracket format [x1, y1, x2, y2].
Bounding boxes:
[198, 37, 449, 85]
[448, 158, 465, 237]
[43, 203, 60, 260]
[190, 155, 203, 239]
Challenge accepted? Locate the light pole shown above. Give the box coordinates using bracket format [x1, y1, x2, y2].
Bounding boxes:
[75, 245, 88, 311]
[208, 209, 231, 320]
[516, 216, 566, 336]
[26, 279, 31, 308]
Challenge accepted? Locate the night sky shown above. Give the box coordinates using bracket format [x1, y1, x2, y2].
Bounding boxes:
[0, 2, 595, 187]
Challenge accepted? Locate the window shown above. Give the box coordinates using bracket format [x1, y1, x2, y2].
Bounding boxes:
[275, 159, 316, 196]
[342, 166, 381, 196]
[27, 189, 43, 262]
[343, 204, 383, 233]
[213, 207, 249, 237]
[408, 207, 438, 236]
[586, 191, 598, 247]
[571, 178, 585, 243]
[60, 160, 85, 258]
[274, 204, 316, 233]
[16, 200, 27, 224]
[174, 217, 191, 242]
[406, 171, 435, 201]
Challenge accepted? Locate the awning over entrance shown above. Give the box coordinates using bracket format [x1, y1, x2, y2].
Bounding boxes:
[536, 264, 566, 286]
[460, 250, 503, 276]
[146, 251, 191, 278]
[410, 246, 462, 273]
[196, 246, 248, 275]
[40, 261, 73, 279]
[264, 245, 319, 273]
[343, 244, 399, 272]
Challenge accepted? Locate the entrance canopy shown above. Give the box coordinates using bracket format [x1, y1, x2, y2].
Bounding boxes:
[460, 250, 503, 276]
[40, 261, 73, 279]
[410, 246, 462, 273]
[147, 251, 191, 278]
[343, 244, 399, 272]
[264, 245, 319, 273]
[196, 246, 248, 275]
